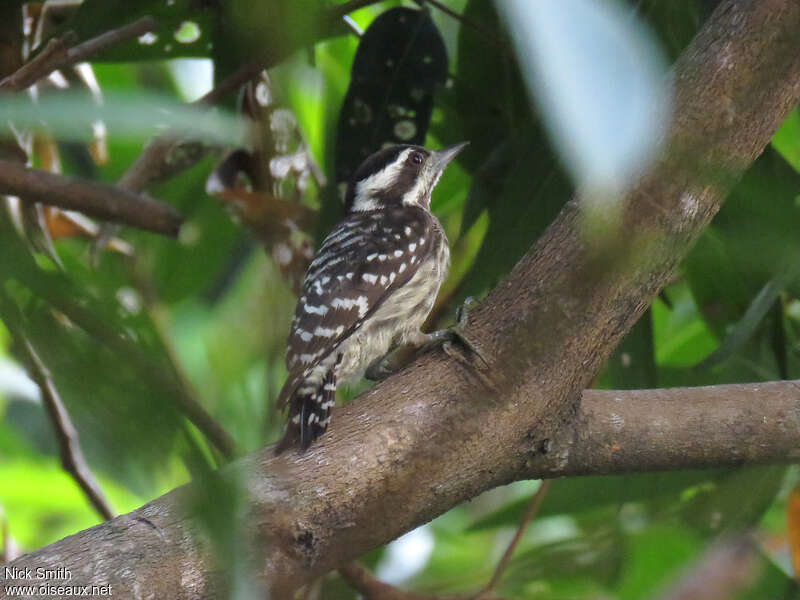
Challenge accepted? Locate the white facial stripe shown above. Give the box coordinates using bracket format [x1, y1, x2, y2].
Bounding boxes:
[403, 164, 445, 207]
[352, 149, 413, 212]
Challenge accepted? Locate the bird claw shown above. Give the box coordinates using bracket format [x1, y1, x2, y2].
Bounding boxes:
[364, 297, 489, 382]
[365, 354, 399, 381]
[422, 298, 489, 370]
[456, 296, 478, 329]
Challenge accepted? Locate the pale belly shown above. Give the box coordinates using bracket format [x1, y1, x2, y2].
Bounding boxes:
[335, 238, 449, 383]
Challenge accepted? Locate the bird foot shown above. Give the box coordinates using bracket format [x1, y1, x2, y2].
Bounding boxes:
[364, 297, 488, 381]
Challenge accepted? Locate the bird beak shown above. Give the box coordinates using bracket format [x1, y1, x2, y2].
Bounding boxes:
[430, 141, 469, 171]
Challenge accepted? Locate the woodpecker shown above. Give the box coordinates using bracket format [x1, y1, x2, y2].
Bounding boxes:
[275, 142, 468, 452]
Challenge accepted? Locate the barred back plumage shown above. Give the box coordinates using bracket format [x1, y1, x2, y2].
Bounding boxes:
[275, 143, 466, 452]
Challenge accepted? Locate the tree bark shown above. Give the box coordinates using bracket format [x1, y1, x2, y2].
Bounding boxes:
[3, 0, 800, 597]
[3, 380, 800, 598]
[0, 160, 182, 236]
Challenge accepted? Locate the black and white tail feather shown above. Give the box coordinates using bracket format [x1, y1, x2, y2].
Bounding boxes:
[275, 142, 467, 453]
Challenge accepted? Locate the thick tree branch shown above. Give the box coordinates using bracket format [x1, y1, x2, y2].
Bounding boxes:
[0, 160, 181, 236]
[526, 383, 800, 477]
[4, 379, 800, 598]
[3, 1, 800, 598]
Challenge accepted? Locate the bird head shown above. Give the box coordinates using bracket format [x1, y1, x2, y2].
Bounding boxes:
[344, 142, 468, 212]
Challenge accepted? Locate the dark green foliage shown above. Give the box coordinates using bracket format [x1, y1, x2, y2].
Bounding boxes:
[53, 0, 218, 62]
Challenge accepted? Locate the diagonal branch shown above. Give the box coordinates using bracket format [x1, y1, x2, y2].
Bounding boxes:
[0, 160, 182, 236]
[339, 562, 471, 600]
[478, 481, 551, 597]
[2, 1, 800, 598]
[0, 299, 117, 522]
[0, 16, 159, 92]
[19, 336, 116, 521]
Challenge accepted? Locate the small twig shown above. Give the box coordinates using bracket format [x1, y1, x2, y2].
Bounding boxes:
[94, 60, 267, 258]
[0, 160, 182, 236]
[108, 61, 267, 202]
[145, 298, 240, 463]
[0, 16, 158, 92]
[42, 293, 239, 461]
[10, 324, 116, 521]
[65, 16, 159, 67]
[327, 0, 386, 21]
[414, 0, 509, 53]
[477, 480, 552, 597]
[339, 562, 468, 600]
[193, 60, 264, 107]
[0, 35, 74, 91]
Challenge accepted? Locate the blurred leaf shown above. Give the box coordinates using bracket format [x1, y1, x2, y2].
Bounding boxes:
[0, 90, 245, 146]
[0, 459, 143, 549]
[787, 483, 800, 579]
[187, 463, 258, 597]
[654, 284, 718, 370]
[458, 132, 571, 301]
[601, 309, 657, 389]
[145, 158, 242, 303]
[695, 277, 784, 370]
[679, 467, 786, 537]
[685, 148, 800, 334]
[681, 148, 800, 381]
[407, 527, 494, 594]
[434, 2, 571, 304]
[735, 558, 800, 600]
[497, 0, 669, 195]
[0, 213, 187, 495]
[614, 523, 702, 600]
[445, 0, 526, 169]
[470, 471, 722, 531]
[502, 528, 623, 594]
[773, 109, 800, 174]
[222, 0, 326, 69]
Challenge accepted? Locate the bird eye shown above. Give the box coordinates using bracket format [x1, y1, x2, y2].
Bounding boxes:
[411, 152, 424, 165]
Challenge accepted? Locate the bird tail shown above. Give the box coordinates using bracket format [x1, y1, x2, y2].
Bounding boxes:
[274, 369, 336, 454]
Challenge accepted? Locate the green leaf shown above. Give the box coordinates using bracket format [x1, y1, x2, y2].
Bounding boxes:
[654, 279, 718, 369]
[0, 459, 144, 549]
[679, 466, 786, 537]
[458, 132, 571, 301]
[772, 108, 800, 173]
[694, 277, 784, 370]
[614, 523, 702, 600]
[54, 0, 217, 62]
[600, 309, 657, 389]
[0, 91, 245, 146]
[502, 529, 624, 593]
[469, 471, 723, 531]
[0, 214, 187, 495]
[735, 557, 800, 600]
